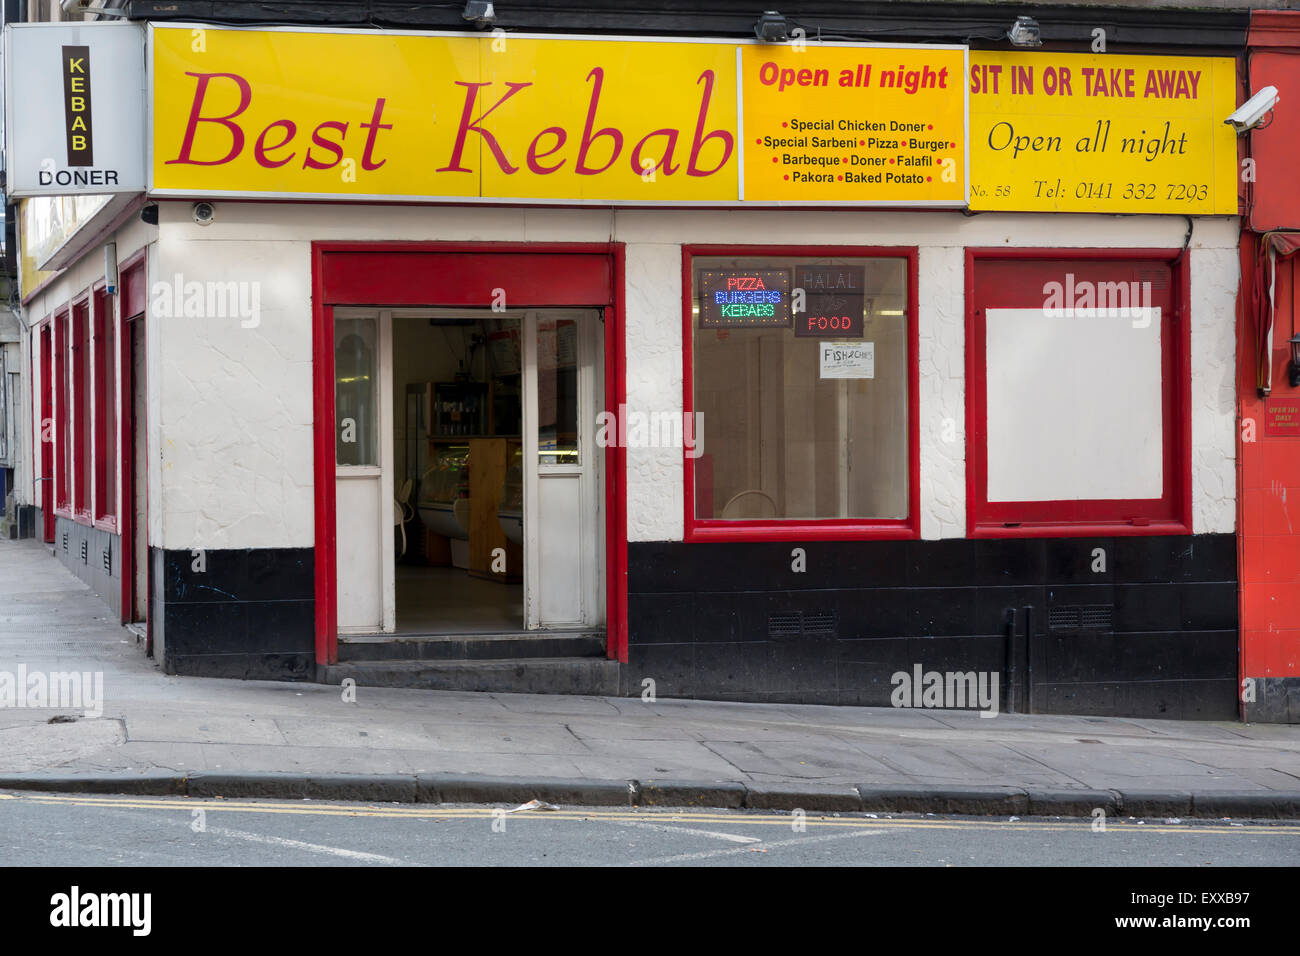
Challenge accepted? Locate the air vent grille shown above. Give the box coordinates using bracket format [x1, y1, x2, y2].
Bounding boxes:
[1049, 604, 1114, 632]
[768, 610, 838, 640]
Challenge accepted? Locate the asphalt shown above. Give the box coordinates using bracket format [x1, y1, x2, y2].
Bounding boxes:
[2, 537, 1299, 817]
[6, 794, 1295, 867]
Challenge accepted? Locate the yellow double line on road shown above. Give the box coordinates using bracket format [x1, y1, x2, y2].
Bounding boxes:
[5, 792, 1298, 836]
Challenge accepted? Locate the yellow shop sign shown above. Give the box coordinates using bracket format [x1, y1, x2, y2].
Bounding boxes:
[968, 51, 1239, 214]
[150, 25, 968, 206]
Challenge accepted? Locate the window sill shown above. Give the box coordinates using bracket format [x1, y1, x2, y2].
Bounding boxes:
[94, 516, 118, 534]
[969, 520, 1192, 539]
[686, 519, 917, 543]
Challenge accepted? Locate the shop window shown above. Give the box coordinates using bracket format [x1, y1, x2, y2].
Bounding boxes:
[967, 252, 1190, 535]
[54, 310, 70, 513]
[335, 316, 378, 466]
[73, 300, 91, 516]
[93, 289, 117, 523]
[684, 248, 917, 540]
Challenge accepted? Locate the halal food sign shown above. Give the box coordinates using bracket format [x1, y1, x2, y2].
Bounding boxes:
[794, 265, 866, 337]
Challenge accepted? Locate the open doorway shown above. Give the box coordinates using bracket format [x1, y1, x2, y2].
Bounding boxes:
[333, 307, 603, 638]
[392, 313, 524, 633]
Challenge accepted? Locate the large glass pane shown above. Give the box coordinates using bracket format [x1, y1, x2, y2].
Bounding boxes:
[537, 316, 579, 466]
[335, 316, 378, 466]
[691, 256, 908, 520]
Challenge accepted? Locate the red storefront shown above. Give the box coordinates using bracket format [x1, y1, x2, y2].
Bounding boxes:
[1238, 10, 1300, 721]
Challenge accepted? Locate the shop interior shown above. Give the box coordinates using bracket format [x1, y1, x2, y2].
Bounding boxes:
[392, 314, 525, 634]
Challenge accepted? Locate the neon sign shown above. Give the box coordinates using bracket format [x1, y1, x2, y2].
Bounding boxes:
[697, 269, 792, 328]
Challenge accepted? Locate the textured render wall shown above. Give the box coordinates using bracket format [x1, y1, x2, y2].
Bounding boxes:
[624, 242, 685, 542]
[153, 207, 315, 549]
[86, 203, 1237, 549]
[917, 245, 965, 539]
[1190, 242, 1240, 535]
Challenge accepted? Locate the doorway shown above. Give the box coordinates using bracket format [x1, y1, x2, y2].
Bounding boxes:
[39, 323, 54, 543]
[333, 307, 604, 638]
[121, 315, 148, 633]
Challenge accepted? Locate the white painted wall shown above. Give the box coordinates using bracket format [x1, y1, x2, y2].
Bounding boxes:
[21, 213, 155, 530]
[24, 202, 1240, 549]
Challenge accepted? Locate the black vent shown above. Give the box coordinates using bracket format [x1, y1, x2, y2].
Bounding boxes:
[1080, 605, 1113, 629]
[768, 610, 837, 640]
[1049, 604, 1114, 632]
[62, 532, 68, 552]
[103, 547, 112, 575]
[80, 540, 88, 564]
[1048, 606, 1080, 629]
[768, 613, 802, 639]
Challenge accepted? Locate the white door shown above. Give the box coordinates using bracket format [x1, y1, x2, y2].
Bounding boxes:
[334, 308, 395, 633]
[523, 310, 604, 629]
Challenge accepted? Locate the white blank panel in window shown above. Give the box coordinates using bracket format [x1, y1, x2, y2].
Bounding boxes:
[985, 307, 1162, 503]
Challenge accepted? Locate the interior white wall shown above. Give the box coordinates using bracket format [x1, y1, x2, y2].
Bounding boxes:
[25, 202, 1240, 549]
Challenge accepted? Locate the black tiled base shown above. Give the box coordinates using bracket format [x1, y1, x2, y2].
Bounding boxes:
[154, 547, 316, 681]
[627, 535, 1239, 718]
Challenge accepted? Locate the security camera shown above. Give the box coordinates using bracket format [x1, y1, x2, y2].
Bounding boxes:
[1225, 86, 1279, 134]
[192, 202, 215, 226]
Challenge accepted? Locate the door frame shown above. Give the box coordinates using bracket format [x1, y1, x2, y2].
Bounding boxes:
[521, 309, 605, 629]
[118, 251, 148, 634]
[334, 307, 396, 634]
[311, 242, 627, 668]
[38, 320, 54, 543]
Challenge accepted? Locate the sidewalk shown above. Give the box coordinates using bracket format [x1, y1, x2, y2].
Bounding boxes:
[2, 538, 1298, 816]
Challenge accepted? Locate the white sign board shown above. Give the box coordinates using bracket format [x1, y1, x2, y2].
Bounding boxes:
[819, 341, 874, 379]
[3, 22, 145, 197]
[985, 307, 1163, 502]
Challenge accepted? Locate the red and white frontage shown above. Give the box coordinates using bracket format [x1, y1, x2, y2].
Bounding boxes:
[17, 201, 1243, 713]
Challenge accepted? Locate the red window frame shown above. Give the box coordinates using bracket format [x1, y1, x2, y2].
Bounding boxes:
[92, 283, 118, 530]
[682, 244, 921, 543]
[53, 308, 71, 516]
[965, 248, 1192, 538]
[72, 297, 92, 520]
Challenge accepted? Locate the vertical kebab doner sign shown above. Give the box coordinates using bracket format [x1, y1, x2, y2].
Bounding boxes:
[2, 22, 145, 197]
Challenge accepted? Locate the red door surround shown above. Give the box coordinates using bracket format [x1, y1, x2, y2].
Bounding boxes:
[310, 242, 627, 666]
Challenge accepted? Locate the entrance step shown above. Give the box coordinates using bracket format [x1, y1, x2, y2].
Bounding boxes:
[337, 631, 606, 663]
[321, 658, 620, 695]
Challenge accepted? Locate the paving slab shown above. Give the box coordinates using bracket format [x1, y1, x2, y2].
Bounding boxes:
[0, 538, 1297, 816]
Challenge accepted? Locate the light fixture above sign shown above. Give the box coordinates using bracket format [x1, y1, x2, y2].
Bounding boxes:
[755, 11, 790, 42]
[1007, 16, 1042, 48]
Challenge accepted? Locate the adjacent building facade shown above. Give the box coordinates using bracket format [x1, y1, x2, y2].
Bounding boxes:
[6, 0, 1297, 721]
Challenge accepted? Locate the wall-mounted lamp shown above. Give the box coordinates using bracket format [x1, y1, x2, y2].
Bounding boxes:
[1288, 333, 1300, 388]
[462, 1, 495, 27]
[1007, 16, 1042, 48]
[755, 11, 790, 42]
